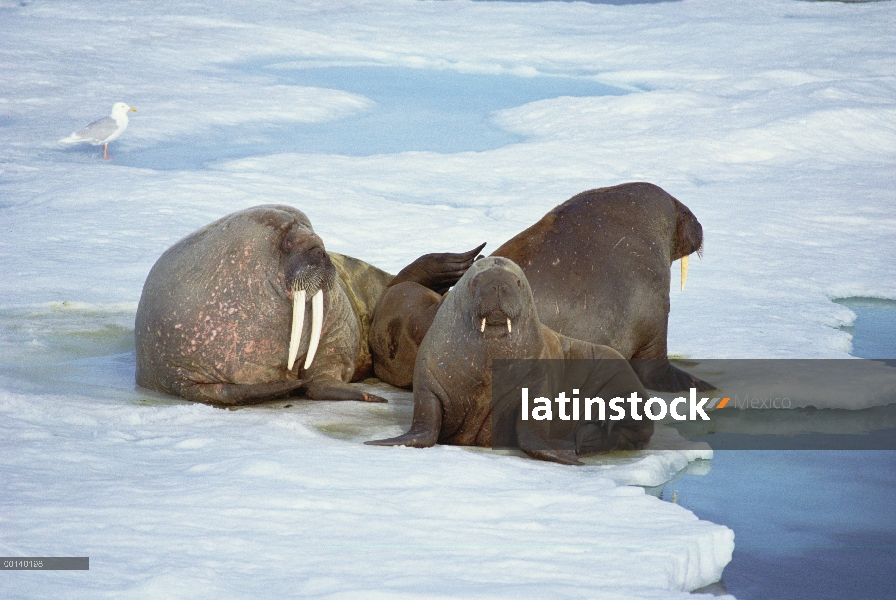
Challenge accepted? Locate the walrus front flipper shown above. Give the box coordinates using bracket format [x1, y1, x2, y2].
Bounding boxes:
[181, 379, 307, 406]
[365, 390, 442, 447]
[305, 376, 387, 403]
[517, 425, 583, 466]
[631, 358, 715, 392]
[516, 416, 583, 465]
[389, 242, 486, 295]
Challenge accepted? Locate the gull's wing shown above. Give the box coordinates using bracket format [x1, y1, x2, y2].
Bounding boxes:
[62, 116, 119, 144]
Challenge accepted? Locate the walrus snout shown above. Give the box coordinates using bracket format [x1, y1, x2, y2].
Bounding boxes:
[471, 269, 524, 335]
[672, 201, 704, 261]
[284, 234, 335, 293]
[671, 201, 703, 291]
[282, 232, 337, 372]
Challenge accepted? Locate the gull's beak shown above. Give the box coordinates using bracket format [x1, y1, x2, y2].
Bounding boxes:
[129, 107, 137, 112]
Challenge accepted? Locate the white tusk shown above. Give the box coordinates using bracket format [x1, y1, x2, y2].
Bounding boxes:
[681, 255, 689, 291]
[287, 289, 306, 370]
[507, 318, 512, 334]
[480, 317, 486, 333]
[304, 289, 324, 370]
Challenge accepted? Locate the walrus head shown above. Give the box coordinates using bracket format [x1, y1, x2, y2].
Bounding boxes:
[280, 226, 337, 372]
[671, 198, 704, 291]
[466, 258, 529, 338]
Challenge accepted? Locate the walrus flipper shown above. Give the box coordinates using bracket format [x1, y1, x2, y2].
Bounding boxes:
[305, 376, 387, 403]
[181, 379, 307, 406]
[516, 423, 583, 466]
[365, 389, 441, 447]
[552, 336, 657, 452]
[521, 447, 583, 466]
[630, 358, 715, 392]
[389, 243, 486, 295]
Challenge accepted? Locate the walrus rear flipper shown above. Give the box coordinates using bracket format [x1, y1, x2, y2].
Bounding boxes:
[516, 420, 583, 466]
[182, 379, 307, 406]
[389, 243, 486, 295]
[612, 419, 654, 451]
[631, 358, 715, 392]
[521, 447, 583, 466]
[574, 421, 618, 455]
[365, 390, 441, 447]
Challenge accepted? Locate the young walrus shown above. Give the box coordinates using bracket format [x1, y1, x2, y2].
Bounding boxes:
[366, 257, 654, 465]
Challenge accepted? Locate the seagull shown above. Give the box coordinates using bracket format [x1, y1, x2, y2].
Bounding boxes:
[60, 102, 137, 159]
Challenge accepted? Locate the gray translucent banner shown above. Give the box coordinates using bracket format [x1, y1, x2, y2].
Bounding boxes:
[1, 557, 89, 570]
[491, 359, 896, 451]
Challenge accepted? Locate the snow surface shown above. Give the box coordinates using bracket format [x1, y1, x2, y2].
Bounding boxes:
[2, 0, 895, 597]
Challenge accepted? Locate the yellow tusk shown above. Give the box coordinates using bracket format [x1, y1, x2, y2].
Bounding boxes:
[681, 255, 689, 291]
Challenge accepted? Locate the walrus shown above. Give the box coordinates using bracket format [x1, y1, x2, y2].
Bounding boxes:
[135, 205, 482, 405]
[366, 257, 654, 465]
[493, 182, 710, 392]
[369, 182, 711, 392]
[368, 242, 486, 388]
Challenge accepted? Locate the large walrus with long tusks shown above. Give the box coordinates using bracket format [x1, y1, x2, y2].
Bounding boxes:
[366, 257, 654, 465]
[135, 205, 482, 405]
[369, 182, 712, 392]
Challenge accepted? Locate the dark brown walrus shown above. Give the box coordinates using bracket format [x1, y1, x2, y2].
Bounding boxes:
[135, 205, 482, 405]
[369, 182, 712, 392]
[366, 257, 654, 465]
[368, 281, 446, 389]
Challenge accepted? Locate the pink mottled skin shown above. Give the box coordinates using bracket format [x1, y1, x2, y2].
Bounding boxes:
[135, 205, 390, 405]
[135, 205, 482, 406]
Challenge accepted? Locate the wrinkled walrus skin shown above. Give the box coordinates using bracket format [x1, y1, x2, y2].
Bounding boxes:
[135, 205, 481, 405]
[493, 182, 711, 392]
[366, 257, 654, 465]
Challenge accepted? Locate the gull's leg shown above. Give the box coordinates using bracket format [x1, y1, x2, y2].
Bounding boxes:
[103, 143, 110, 159]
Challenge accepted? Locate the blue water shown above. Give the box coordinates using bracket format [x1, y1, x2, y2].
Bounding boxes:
[671, 451, 896, 599]
[672, 300, 896, 598]
[835, 297, 896, 361]
[119, 65, 626, 170]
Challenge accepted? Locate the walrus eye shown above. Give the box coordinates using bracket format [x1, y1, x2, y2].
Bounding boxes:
[283, 239, 294, 251]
